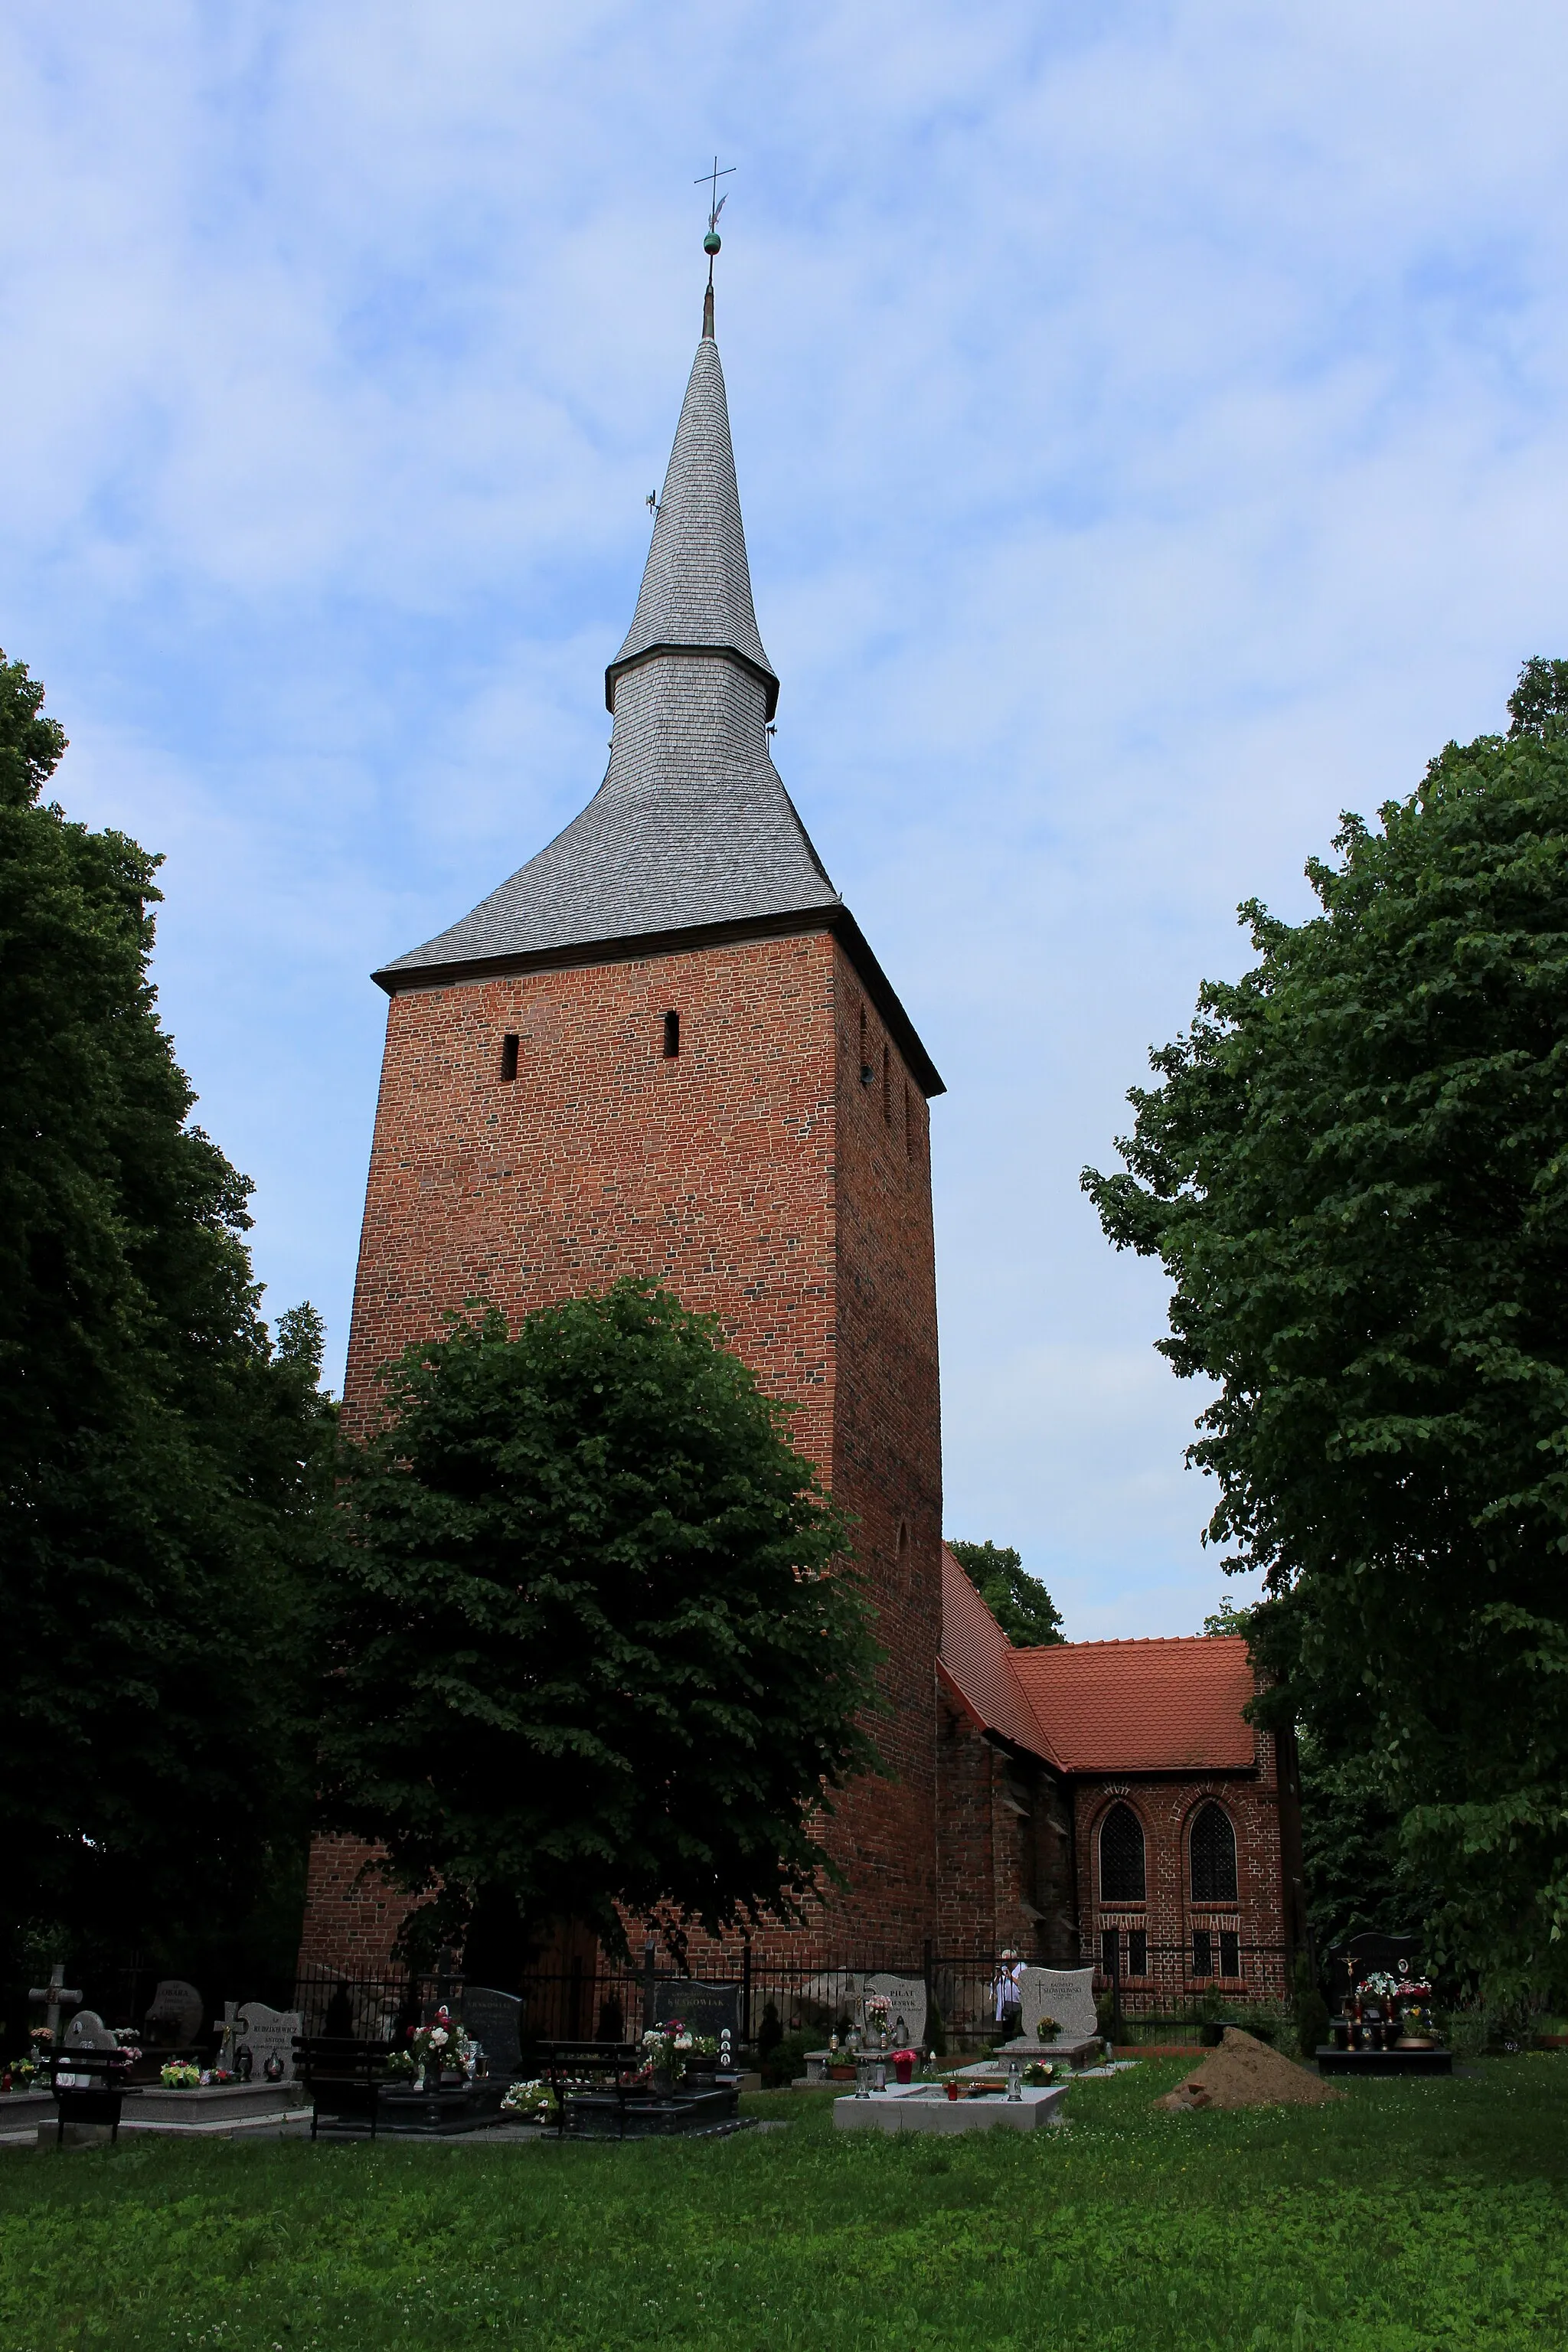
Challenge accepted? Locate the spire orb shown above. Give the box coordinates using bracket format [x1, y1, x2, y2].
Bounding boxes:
[704, 230, 721, 255]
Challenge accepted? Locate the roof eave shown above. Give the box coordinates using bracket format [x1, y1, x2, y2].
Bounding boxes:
[374, 903, 946, 1099]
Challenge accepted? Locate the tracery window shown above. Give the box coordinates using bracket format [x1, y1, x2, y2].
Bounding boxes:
[1098, 1802, 1146, 1903]
[1190, 1802, 1238, 1903]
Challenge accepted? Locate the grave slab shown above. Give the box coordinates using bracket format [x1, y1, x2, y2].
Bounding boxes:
[991, 2035, 1103, 2070]
[834, 2084, 1070, 2135]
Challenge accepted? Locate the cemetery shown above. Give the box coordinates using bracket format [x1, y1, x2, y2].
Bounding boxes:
[3, 2043, 1566, 2349]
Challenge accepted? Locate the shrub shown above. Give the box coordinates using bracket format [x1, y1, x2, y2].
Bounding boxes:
[758, 2030, 812, 2089]
[1442, 2004, 1489, 2060]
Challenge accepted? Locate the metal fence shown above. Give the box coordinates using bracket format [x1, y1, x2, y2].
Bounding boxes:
[295, 1939, 1305, 2057]
[1093, 1937, 1300, 2044]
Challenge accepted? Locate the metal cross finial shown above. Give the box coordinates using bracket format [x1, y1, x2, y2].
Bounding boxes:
[696, 156, 735, 235]
[695, 157, 734, 302]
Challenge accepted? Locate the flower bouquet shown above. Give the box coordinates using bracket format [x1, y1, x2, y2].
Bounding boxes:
[1393, 1981, 1438, 2047]
[501, 2079, 554, 2124]
[891, 2047, 919, 2085]
[1034, 2015, 1061, 2044]
[1023, 2060, 1057, 2086]
[862, 1993, 893, 2044]
[640, 2023, 717, 2086]
[407, 2007, 477, 2088]
[161, 2061, 201, 2089]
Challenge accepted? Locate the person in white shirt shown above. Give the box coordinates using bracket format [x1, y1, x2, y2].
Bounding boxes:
[993, 1949, 1024, 2038]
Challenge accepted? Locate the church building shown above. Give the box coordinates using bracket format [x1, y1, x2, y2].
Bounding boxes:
[298, 272, 1301, 1997]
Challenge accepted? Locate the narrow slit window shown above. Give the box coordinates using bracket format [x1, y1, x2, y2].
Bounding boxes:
[904, 1083, 913, 1157]
[1128, 1928, 1148, 1978]
[1191, 1929, 1214, 1979]
[662, 1009, 680, 1059]
[500, 1034, 519, 1082]
[1219, 1929, 1240, 1978]
[859, 1005, 872, 1084]
[881, 1044, 890, 1122]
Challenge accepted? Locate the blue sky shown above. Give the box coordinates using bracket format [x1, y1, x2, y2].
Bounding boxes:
[5, 2, 1567, 1636]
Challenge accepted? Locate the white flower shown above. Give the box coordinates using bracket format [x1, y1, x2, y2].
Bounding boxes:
[430, 2028, 449, 2047]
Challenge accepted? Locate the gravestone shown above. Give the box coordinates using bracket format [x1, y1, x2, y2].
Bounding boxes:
[144, 1980, 204, 2048]
[461, 1986, 523, 2076]
[652, 1981, 741, 2039]
[1018, 1966, 1097, 2047]
[228, 2002, 302, 2083]
[62, 2009, 117, 2053]
[28, 1965, 82, 2040]
[861, 1975, 928, 2051]
[1328, 1932, 1422, 2011]
[58, 2008, 118, 2090]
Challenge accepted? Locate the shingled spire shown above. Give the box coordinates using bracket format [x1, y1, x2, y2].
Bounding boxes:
[606, 302, 779, 718]
[374, 287, 941, 1095]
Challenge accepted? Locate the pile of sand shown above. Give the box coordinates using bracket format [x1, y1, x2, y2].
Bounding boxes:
[1155, 2027, 1344, 2111]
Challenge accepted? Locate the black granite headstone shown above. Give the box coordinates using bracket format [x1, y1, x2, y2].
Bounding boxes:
[461, 1985, 524, 2076]
[1328, 1931, 1423, 2006]
[652, 1980, 740, 2038]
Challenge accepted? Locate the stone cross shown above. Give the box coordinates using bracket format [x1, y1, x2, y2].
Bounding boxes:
[28, 1965, 82, 2040]
[215, 2001, 244, 2071]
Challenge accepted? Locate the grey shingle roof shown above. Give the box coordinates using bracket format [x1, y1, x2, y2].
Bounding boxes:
[606, 329, 779, 717]
[379, 314, 835, 984]
[371, 302, 943, 1097]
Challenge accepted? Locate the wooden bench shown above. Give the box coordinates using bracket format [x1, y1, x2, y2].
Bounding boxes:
[537, 2042, 647, 2139]
[44, 2049, 136, 2147]
[292, 2037, 395, 2140]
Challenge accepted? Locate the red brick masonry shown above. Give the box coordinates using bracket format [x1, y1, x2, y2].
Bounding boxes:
[299, 920, 943, 1975]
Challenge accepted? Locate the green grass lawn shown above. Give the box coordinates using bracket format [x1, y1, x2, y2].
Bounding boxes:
[2, 2056, 1565, 2350]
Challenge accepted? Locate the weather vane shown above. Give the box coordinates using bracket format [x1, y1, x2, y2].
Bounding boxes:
[695, 156, 734, 289]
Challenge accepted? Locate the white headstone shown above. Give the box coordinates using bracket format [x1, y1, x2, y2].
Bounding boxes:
[62, 2008, 117, 2052]
[1018, 1966, 1098, 2046]
[231, 2002, 302, 2083]
[860, 1975, 929, 2051]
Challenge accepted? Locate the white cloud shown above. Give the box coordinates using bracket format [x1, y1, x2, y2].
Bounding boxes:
[5, 0, 1568, 1634]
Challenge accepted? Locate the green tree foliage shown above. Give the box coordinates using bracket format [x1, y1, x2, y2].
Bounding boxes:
[318, 1281, 881, 1955]
[1083, 662, 1568, 1995]
[948, 1540, 1063, 1646]
[0, 652, 334, 2001]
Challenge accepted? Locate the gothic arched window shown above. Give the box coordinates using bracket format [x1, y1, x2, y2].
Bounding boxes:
[1190, 1802, 1238, 1902]
[1099, 1803, 1146, 1903]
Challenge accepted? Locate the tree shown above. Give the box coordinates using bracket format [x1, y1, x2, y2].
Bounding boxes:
[317, 1281, 881, 1955]
[948, 1539, 1063, 1646]
[0, 652, 333, 2006]
[1083, 661, 1568, 1997]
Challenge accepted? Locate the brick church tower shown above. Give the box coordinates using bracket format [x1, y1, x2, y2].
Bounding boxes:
[299, 280, 946, 1971]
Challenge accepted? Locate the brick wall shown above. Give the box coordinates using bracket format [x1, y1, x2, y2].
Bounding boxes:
[934, 1696, 1079, 1962]
[1071, 1734, 1296, 2001]
[296, 1836, 427, 1975]
[302, 921, 944, 1973]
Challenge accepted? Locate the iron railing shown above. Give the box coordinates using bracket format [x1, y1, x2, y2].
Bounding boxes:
[292, 1939, 1306, 2057]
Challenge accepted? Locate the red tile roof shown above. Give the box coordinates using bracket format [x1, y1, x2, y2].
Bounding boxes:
[938, 1548, 1258, 1774]
[1010, 1637, 1258, 1773]
[938, 1549, 1061, 1764]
